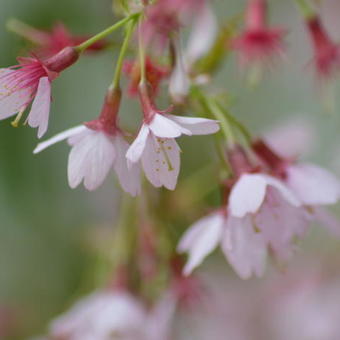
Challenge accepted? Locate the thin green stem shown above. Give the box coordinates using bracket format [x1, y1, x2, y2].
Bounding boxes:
[208, 99, 236, 145]
[112, 19, 137, 89]
[293, 0, 315, 19]
[138, 21, 147, 85]
[75, 13, 140, 53]
[215, 102, 253, 145]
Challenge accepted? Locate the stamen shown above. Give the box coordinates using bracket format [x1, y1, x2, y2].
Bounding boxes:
[157, 138, 174, 171]
[11, 107, 26, 127]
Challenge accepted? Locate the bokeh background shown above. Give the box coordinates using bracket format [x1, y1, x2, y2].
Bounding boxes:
[1, 0, 340, 339]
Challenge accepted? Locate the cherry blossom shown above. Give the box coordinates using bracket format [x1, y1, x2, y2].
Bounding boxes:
[178, 210, 267, 279]
[0, 47, 79, 137]
[34, 88, 141, 195]
[305, 16, 340, 79]
[233, 0, 285, 66]
[253, 139, 340, 235]
[126, 85, 219, 190]
[49, 291, 147, 340]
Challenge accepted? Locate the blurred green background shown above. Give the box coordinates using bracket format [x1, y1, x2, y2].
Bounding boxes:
[1, 0, 340, 338]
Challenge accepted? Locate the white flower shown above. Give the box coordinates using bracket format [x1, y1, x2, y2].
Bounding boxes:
[34, 125, 141, 195]
[178, 211, 267, 279]
[126, 113, 219, 190]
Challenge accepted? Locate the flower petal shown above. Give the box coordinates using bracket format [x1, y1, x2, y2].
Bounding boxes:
[185, 2, 218, 64]
[27, 76, 51, 138]
[286, 163, 340, 205]
[126, 124, 150, 164]
[169, 37, 191, 103]
[141, 134, 180, 190]
[255, 187, 310, 260]
[313, 207, 340, 238]
[113, 135, 141, 197]
[229, 174, 268, 218]
[33, 125, 86, 154]
[178, 212, 224, 275]
[222, 215, 267, 279]
[0, 87, 33, 120]
[148, 113, 192, 138]
[262, 174, 301, 207]
[164, 114, 220, 135]
[68, 130, 116, 191]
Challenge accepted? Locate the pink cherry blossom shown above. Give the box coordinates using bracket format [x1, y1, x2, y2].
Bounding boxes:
[126, 86, 219, 190]
[49, 291, 147, 340]
[232, 0, 285, 66]
[141, 0, 206, 48]
[0, 47, 79, 137]
[49, 289, 176, 340]
[178, 210, 267, 279]
[253, 139, 340, 235]
[34, 88, 141, 195]
[306, 16, 340, 79]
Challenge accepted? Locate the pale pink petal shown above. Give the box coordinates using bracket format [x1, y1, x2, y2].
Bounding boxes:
[229, 174, 268, 218]
[261, 174, 301, 207]
[255, 187, 310, 260]
[113, 135, 141, 197]
[27, 76, 51, 138]
[126, 124, 150, 164]
[146, 292, 177, 340]
[164, 114, 220, 135]
[67, 131, 116, 191]
[0, 87, 32, 120]
[264, 118, 315, 159]
[286, 163, 340, 205]
[33, 125, 86, 154]
[148, 113, 192, 138]
[313, 207, 340, 238]
[178, 212, 224, 275]
[169, 37, 191, 103]
[185, 2, 218, 64]
[142, 134, 180, 190]
[222, 215, 267, 279]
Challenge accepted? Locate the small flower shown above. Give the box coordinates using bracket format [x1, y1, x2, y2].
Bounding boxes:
[253, 139, 340, 235]
[178, 210, 267, 279]
[0, 47, 79, 137]
[141, 0, 206, 48]
[123, 57, 169, 97]
[305, 16, 340, 79]
[179, 145, 311, 279]
[169, 36, 191, 104]
[34, 88, 141, 195]
[232, 0, 285, 66]
[7, 20, 108, 57]
[126, 85, 219, 190]
[185, 2, 218, 65]
[49, 290, 147, 340]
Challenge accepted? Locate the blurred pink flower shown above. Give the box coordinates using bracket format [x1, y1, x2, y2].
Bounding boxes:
[0, 47, 78, 137]
[141, 0, 206, 48]
[306, 16, 340, 79]
[123, 57, 169, 97]
[50, 291, 147, 340]
[18, 21, 108, 57]
[49, 289, 176, 340]
[126, 86, 219, 190]
[233, 0, 285, 66]
[253, 139, 340, 235]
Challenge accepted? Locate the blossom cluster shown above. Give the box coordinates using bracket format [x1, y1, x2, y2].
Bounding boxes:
[2, 0, 340, 338]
